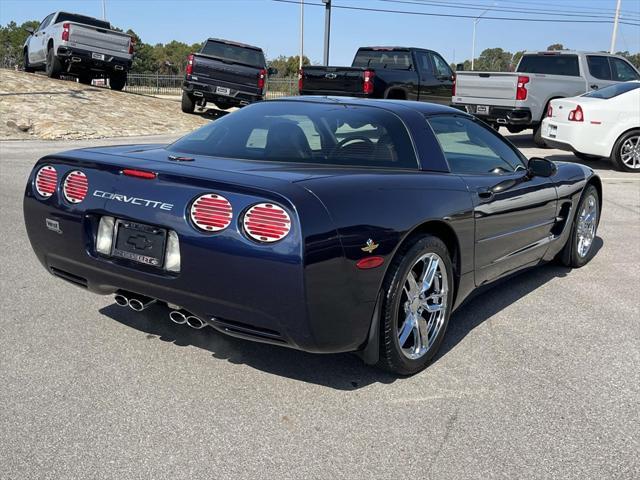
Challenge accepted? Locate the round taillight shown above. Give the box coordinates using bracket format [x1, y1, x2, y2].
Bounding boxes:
[243, 203, 291, 243]
[34, 165, 58, 198]
[190, 193, 233, 232]
[63, 170, 89, 204]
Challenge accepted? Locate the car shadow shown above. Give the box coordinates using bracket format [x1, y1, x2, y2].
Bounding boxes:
[98, 238, 602, 390]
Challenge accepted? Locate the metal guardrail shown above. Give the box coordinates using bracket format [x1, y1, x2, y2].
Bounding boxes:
[124, 73, 299, 98]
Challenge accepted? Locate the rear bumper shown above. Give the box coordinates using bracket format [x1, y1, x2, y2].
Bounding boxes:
[182, 78, 263, 106]
[541, 119, 609, 157]
[451, 104, 532, 126]
[300, 89, 370, 98]
[57, 46, 131, 73]
[23, 175, 373, 355]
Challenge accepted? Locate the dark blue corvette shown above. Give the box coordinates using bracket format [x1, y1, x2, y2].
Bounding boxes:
[23, 97, 601, 374]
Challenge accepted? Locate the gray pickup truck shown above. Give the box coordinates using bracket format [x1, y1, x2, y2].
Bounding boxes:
[23, 11, 133, 90]
[452, 51, 640, 145]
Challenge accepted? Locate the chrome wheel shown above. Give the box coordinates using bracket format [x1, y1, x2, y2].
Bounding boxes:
[620, 135, 640, 169]
[576, 194, 598, 258]
[397, 253, 448, 360]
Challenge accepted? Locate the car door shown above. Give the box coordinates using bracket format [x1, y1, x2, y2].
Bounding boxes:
[427, 51, 455, 104]
[29, 13, 53, 63]
[427, 115, 558, 285]
[585, 55, 618, 91]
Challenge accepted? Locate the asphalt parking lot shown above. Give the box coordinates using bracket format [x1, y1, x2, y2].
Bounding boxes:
[1, 132, 638, 479]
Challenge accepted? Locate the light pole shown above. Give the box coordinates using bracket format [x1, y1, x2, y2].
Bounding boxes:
[101, 0, 106, 20]
[471, 5, 494, 71]
[610, 0, 622, 53]
[299, 0, 304, 71]
[322, 0, 331, 66]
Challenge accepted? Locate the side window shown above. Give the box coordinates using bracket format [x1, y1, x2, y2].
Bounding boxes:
[37, 14, 52, 32]
[428, 116, 527, 175]
[429, 53, 452, 78]
[610, 58, 640, 81]
[587, 56, 612, 80]
[414, 51, 433, 76]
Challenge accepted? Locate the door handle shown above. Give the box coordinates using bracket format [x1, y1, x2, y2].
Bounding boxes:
[477, 188, 494, 200]
[590, 84, 599, 90]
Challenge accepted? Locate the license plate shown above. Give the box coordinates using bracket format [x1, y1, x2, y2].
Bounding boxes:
[91, 52, 105, 61]
[544, 123, 557, 139]
[476, 105, 490, 115]
[215, 86, 231, 95]
[112, 220, 166, 267]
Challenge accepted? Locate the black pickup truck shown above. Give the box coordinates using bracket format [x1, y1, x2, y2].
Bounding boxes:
[182, 38, 276, 113]
[299, 47, 454, 104]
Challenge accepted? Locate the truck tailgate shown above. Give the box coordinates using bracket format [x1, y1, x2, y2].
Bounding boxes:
[68, 23, 130, 56]
[455, 72, 519, 100]
[301, 67, 365, 95]
[191, 54, 261, 89]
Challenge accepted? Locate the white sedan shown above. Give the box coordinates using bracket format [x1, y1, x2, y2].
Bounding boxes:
[542, 81, 640, 172]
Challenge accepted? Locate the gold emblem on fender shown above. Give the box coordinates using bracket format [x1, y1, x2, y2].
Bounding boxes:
[361, 239, 379, 254]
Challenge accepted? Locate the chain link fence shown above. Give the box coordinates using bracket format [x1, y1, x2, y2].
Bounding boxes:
[124, 73, 299, 99]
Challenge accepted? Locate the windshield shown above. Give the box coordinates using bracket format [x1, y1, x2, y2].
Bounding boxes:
[201, 40, 265, 68]
[56, 12, 111, 29]
[168, 101, 418, 169]
[517, 55, 580, 76]
[583, 81, 640, 99]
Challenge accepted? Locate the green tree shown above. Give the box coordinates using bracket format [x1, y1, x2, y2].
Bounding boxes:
[268, 55, 310, 77]
[0, 20, 40, 68]
[474, 48, 513, 72]
[547, 43, 565, 51]
[511, 50, 525, 70]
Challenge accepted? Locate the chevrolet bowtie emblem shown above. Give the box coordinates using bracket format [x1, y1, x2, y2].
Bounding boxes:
[361, 239, 379, 253]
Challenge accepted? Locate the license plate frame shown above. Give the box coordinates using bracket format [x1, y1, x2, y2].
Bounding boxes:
[476, 105, 490, 115]
[112, 220, 166, 268]
[215, 86, 231, 96]
[91, 52, 105, 61]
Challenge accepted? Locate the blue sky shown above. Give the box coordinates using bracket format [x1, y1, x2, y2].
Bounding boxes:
[1, 0, 639, 65]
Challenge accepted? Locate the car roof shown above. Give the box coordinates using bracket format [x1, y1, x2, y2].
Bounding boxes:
[270, 96, 462, 116]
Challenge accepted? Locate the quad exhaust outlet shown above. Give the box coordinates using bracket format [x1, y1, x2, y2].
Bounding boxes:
[114, 293, 206, 329]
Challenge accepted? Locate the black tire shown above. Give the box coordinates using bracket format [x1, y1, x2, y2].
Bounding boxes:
[610, 129, 640, 173]
[573, 152, 600, 161]
[214, 100, 235, 111]
[109, 73, 126, 91]
[507, 126, 525, 134]
[533, 123, 547, 147]
[45, 47, 62, 78]
[559, 184, 600, 268]
[377, 235, 454, 375]
[181, 92, 196, 114]
[78, 74, 92, 85]
[23, 49, 35, 73]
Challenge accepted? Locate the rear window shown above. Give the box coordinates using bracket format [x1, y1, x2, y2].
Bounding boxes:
[352, 50, 412, 69]
[55, 12, 111, 29]
[201, 41, 265, 68]
[517, 55, 580, 76]
[169, 101, 418, 169]
[583, 82, 640, 99]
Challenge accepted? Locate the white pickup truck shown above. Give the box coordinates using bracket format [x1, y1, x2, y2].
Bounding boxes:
[23, 11, 133, 90]
[451, 51, 640, 145]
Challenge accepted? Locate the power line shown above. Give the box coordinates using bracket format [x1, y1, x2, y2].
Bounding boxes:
[380, 0, 635, 20]
[500, 0, 640, 17]
[392, 0, 640, 20]
[272, 0, 640, 26]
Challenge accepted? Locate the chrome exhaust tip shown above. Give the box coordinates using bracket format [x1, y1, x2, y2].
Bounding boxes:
[128, 295, 156, 312]
[169, 310, 187, 324]
[114, 294, 129, 307]
[186, 315, 206, 330]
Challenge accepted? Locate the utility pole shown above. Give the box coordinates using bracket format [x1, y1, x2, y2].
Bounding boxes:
[101, 0, 106, 20]
[610, 0, 622, 54]
[471, 5, 493, 71]
[322, 0, 332, 66]
[299, 0, 304, 71]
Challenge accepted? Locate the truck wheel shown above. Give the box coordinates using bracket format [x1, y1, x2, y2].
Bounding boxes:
[181, 92, 196, 114]
[507, 126, 525, 134]
[214, 100, 235, 111]
[24, 49, 35, 73]
[533, 124, 547, 147]
[45, 47, 62, 79]
[109, 73, 127, 91]
[78, 74, 92, 85]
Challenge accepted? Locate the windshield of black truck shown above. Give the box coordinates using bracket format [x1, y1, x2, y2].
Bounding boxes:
[56, 12, 111, 29]
[517, 55, 580, 76]
[168, 101, 418, 169]
[352, 50, 412, 69]
[200, 41, 265, 68]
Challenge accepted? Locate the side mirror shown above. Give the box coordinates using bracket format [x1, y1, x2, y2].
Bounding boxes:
[527, 157, 557, 177]
[267, 67, 278, 76]
[24, 27, 34, 35]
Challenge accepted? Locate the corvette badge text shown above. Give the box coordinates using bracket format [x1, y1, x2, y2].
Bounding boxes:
[93, 190, 174, 211]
